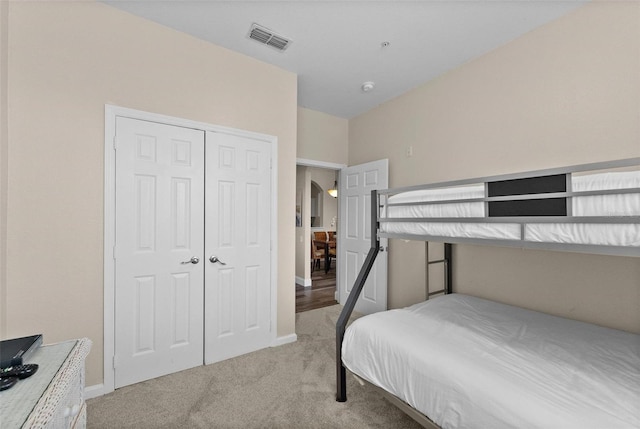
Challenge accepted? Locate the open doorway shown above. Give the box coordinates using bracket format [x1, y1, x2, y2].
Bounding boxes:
[295, 160, 344, 313]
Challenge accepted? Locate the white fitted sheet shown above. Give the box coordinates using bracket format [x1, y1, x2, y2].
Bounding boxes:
[342, 294, 640, 429]
[381, 171, 640, 246]
[381, 221, 521, 241]
[526, 223, 640, 246]
[531, 172, 640, 245]
[386, 184, 485, 218]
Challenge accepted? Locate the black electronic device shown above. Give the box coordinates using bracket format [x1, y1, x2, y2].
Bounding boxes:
[1, 363, 39, 380]
[0, 376, 18, 391]
[0, 334, 43, 368]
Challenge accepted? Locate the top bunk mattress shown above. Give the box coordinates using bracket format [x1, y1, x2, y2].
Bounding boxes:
[381, 170, 640, 247]
[342, 294, 640, 429]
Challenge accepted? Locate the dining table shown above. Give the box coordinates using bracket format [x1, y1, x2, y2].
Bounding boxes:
[313, 239, 336, 274]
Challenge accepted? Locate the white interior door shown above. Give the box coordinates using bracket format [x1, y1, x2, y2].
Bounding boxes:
[204, 131, 272, 364]
[114, 117, 205, 388]
[338, 159, 389, 315]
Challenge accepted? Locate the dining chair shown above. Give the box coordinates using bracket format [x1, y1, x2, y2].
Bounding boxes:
[311, 234, 325, 272]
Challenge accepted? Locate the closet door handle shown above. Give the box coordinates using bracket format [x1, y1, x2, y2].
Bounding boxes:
[181, 256, 200, 264]
[209, 256, 227, 265]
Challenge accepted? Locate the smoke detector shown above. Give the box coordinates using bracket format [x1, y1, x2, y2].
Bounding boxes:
[361, 81, 375, 93]
[248, 23, 292, 52]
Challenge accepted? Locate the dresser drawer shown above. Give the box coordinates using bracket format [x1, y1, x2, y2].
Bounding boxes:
[46, 363, 84, 429]
[70, 402, 86, 429]
[2, 339, 92, 429]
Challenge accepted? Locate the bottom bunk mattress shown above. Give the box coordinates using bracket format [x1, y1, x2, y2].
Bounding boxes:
[341, 294, 640, 429]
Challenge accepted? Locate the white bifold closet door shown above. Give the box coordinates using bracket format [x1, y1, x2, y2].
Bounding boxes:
[114, 118, 271, 388]
[114, 117, 205, 388]
[204, 131, 272, 365]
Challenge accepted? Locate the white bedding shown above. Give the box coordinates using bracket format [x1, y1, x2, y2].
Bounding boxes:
[342, 294, 640, 429]
[381, 171, 640, 246]
[525, 223, 640, 247]
[572, 171, 640, 217]
[385, 184, 485, 218]
[381, 221, 522, 241]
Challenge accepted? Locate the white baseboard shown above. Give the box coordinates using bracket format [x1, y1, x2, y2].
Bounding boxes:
[295, 276, 311, 287]
[86, 334, 298, 399]
[85, 383, 110, 399]
[271, 333, 297, 347]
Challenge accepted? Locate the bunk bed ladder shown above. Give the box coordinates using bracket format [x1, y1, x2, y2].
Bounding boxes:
[445, 243, 453, 294]
[425, 242, 453, 298]
[336, 190, 380, 402]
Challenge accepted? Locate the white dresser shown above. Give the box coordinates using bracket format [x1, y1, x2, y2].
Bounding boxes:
[0, 338, 91, 429]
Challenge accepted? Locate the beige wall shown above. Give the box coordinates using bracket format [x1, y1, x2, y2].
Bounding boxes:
[5, 1, 297, 387]
[349, 2, 640, 332]
[0, 0, 8, 339]
[297, 107, 348, 165]
[295, 107, 347, 284]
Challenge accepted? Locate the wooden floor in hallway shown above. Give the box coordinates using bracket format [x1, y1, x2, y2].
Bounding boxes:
[295, 264, 337, 313]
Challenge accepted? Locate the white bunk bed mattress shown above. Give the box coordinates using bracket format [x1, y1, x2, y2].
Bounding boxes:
[382, 171, 640, 246]
[342, 294, 640, 429]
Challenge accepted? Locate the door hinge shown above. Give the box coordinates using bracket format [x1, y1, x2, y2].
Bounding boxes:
[112, 355, 117, 369]
[112, 245, 117, 260]
[113, 136, 118, 150]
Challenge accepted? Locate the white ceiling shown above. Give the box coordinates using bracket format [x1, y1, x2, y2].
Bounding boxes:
[103, 1, 588, 119]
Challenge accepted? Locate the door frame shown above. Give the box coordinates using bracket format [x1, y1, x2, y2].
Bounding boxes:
[295, 158, 346, 297]
[102, 105, 278, 396]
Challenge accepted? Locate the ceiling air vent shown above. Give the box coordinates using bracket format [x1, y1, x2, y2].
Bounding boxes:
[248, 23, 291, 52]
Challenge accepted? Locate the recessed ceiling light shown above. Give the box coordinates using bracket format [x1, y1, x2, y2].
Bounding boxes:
[361, 81, 375, 93]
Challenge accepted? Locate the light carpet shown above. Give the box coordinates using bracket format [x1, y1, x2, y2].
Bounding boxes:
[87, 304, 422, 428]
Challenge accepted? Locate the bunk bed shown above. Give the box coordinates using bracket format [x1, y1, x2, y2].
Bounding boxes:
[335, 157, 640, 429]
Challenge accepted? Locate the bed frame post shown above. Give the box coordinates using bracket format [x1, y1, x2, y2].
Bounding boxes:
[444, 243, 453, 294]
[336, 189, 380, 402]
[425, 242, 430, 300]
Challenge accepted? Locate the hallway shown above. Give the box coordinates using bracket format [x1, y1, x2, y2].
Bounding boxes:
[295, 265, 337, 313]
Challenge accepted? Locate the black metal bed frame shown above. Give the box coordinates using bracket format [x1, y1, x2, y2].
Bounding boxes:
[335, 157, 640, 403]
[335, 189, 453, 402]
